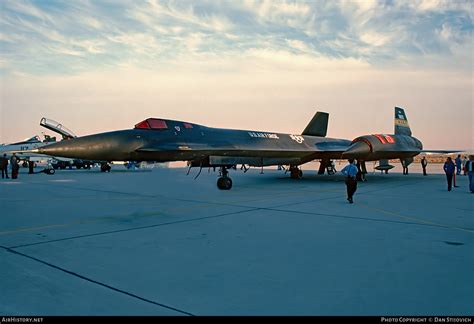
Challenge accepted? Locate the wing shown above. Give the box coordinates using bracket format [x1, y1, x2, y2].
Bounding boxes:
[421, 150, 466, 154]
[136, 137, 352, 167]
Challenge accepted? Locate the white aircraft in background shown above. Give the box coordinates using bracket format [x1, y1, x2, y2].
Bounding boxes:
[1, 118, 93, 170]
[0, 134, 59, 166]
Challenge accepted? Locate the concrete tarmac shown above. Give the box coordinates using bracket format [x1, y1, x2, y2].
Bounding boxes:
[0, 165, 473, 316]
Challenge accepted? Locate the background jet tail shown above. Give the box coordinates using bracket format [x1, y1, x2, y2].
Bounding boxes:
[302, 112, 329, 137]
[394, 107, 412, 136]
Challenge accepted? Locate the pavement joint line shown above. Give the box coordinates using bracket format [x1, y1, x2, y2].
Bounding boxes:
[0, 223, 72, 236]
[0, 190, 407, 239]
[15, 175, 412, 200]
[4, 182, 469, 242]
[262, 181, 425, 209]
[7, 172, 443, 209]
[0, 245, 194, 316]
[11, 182, 348, 211]
[260, 207, 473, 232]
[6, 202, 469, 251]
[355, 203, 474, 234]
[231, 181, 424, 210]
[3, 175, 471, 241]
[7, 208, 261, 249]
[0, 202, 226, 237]
[267, 194, 347, 209]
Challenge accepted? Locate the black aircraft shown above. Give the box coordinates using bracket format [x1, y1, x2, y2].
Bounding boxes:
[33, 107, 425, 190]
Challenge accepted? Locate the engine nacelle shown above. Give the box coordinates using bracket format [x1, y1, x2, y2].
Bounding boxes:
[342, 134, 422, 161]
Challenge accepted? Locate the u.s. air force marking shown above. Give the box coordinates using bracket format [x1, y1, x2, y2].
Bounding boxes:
[248, 132, 279, 139]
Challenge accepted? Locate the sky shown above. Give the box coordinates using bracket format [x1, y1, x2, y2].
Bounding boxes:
[0, 0, 472, 150]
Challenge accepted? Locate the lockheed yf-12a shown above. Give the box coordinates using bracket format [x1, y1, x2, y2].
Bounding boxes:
[32, 107, 426, 190]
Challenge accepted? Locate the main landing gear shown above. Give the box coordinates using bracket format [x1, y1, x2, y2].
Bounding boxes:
[289, 165, 303, 179]
[217, 166, 233, 190]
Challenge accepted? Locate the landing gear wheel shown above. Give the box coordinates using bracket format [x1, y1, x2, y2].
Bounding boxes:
[217, 177, 233, 190]
[290, 166, 303, 179]
[45, 168, 55, 175]
[216, 166, 233, 190]
[101, 163, 111, 172]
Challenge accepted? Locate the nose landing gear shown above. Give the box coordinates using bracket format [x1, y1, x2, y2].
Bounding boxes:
[217, 166, 233, 190]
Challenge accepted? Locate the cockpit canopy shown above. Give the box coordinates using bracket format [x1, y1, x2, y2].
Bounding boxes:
[9, 136, 42, 145]
[40, 117, 77, 139]
[134, 119, 169, 130]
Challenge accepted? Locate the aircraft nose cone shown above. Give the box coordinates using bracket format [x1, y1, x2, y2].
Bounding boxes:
[37, 130, 141, 161]
[38, 139, 85, 158]
[37, 134, 114, 160]
[342, 141, 371, 158]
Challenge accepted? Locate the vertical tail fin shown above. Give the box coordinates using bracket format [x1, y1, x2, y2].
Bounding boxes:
[394, 107, 412, 136]
[302, 112, 329, 137]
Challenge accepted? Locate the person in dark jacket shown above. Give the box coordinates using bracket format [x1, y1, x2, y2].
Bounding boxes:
[341, 159, 359, 204]
[455, 155, 462, 175]
[420, 156, 428, 176]
[466, 155, 474, 193]
[10, 153, 19, 179]
[1, 154, 9, 179]
[401, 159, 409, 175]
[443, 157, 456, 191]
[28, 160, 35, 174]
[0, 154, 8, 179]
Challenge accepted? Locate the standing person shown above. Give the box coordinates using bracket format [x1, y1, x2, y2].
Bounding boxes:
[10, 153, 19, 179]
[355, 160, 363, 181]
[455, 155, 462, 175]
[361, 168, 367, 182]
[421, 156, 428, 176]
[28, 160, 35, 174]
[462, 156, 468, 175]
[401, 159, 409, 175]
[1, 154, 9, 179]
[354, 160, 367, 181]
[341, 159, 359, 204]
[443, 157, 456, 191]
[466, 155, 474, 194]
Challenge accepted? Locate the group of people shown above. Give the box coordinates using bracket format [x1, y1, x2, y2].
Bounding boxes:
[341, 154, 474, 204]
[0, 153, 20, 179]
[455, 155, 470, 176]
[443, 155, 474, 193]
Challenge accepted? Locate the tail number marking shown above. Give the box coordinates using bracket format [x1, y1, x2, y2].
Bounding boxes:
[290, 135, 305, 144]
